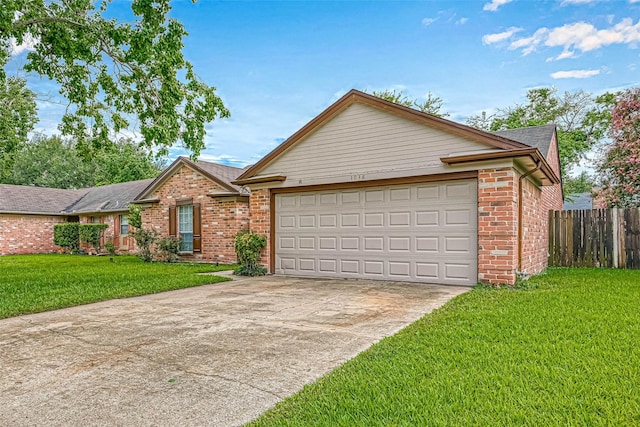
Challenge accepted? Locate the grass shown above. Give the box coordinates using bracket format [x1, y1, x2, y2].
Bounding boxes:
[249, 268, 640, 427]
[0, 254, 235, 319]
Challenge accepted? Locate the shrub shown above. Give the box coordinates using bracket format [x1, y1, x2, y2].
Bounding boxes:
[79, 223, 108, 253]
[234, 231, 267, 276]
[157, 236, 181, 263]
[53, 222, 80, 253]
[104, 240, 117, 257]
[128, 204, 143, 229]
[131, 228, 158, 263]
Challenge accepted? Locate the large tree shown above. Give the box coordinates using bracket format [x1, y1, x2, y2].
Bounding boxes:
[467, 88, 614, 184]
[596, 88, 640, 207]
[369, 89, 449, 117]
[8, 133, 162, 188]
[1, 0, 228, 158]
[0, 76, 37, 181]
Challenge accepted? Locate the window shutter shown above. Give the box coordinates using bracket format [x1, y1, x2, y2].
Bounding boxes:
[193, 203, 201, 253]
[169, 206, 177, 237]
[113, 215, 120, 249]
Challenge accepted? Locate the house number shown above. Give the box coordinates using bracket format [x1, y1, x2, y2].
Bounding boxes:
[350, 174, 365, 181]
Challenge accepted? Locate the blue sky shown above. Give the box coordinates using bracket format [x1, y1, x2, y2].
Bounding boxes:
[7, 0, 640, 170]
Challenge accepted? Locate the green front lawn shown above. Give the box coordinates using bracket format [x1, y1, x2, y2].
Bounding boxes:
[0, 254, 235, 319]
[250, 268, 640, 426]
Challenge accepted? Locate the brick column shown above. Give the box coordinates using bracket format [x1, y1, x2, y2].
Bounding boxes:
[478, 168, 518, 285]
[249, 188, 271, 271]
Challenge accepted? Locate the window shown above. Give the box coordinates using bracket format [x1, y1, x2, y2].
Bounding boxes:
[90, 216, 100, 224]
[120, 215, 129, 236]
[178, 205, 193, 252]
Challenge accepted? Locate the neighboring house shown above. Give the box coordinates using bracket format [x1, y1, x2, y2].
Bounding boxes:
[234, 90, 563, 286]
[563, 192, 593, 210]
[0, 158, 249, 262]
[0, 179, 152, 255]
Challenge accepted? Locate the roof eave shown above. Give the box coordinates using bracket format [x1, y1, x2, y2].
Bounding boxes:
[232, 175, 287, 186]
[441, 148, 561, 185]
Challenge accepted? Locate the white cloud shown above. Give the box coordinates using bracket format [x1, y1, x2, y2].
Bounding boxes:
[456, 17, 469, 25]
[504, 18, 640, 57]
[483, 0, 513, 12]
[508, 27, 549, 54]
[630, 0, 640, 3]
[10, 34, 38, 56]
[422, 17, 437, 27]
[482, 27, 522, 45]
[550, 69, 601, 78]
[561, 0, 599, 4]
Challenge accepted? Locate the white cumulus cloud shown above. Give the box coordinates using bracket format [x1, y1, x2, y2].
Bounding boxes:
[550, 69, 600, 79]
[483, 0, 513, 12]
[422, 17, 437, 27]
[498, 18, 640, 57]
[482, 27, 522, 45]
[10, 34, 39, 55]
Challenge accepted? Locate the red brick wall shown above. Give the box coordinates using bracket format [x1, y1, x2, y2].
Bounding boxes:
[0, 214, 66, 255]
[78, 214, 135, 254]
[140, 165, 249, 263]
[248, 188, 271, 270]
[519, 134, 563, 275]
[477, 168, 519, 285]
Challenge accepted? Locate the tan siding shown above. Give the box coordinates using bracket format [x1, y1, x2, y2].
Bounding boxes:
[260, 103, 498, 187]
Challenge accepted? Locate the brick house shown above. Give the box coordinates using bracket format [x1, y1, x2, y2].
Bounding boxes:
[0, 158, 249, 262]
[233, 90, 563, 286]
[1, 90, 562, 285]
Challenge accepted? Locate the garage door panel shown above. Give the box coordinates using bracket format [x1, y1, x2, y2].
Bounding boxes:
[275, 179, 477, 285]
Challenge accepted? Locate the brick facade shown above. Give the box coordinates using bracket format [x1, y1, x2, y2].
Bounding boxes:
[78, 213, 135, 255]
[248, 188, 271, 269]
[140, 165, 249, 263]
[477, 168, 519, 285]
[0, 214, 66, 255]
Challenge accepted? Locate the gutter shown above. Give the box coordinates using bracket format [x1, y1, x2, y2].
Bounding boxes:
[518, 160, 542, 275]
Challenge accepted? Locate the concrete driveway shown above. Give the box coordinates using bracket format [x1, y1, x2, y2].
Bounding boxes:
[0, 274, 468, 427]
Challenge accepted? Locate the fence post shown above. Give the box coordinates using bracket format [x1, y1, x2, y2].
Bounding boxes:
[613, 208, 619, 268]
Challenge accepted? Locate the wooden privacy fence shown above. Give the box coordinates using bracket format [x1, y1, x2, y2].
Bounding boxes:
[549, 208, 640, 268]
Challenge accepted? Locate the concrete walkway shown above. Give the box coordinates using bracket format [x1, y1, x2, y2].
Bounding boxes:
[0, 275, 468, 426]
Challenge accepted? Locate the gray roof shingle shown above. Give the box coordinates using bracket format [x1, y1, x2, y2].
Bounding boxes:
[0, 185, 89, 214]
[193, 160, 246, 193]
[492, 124, 556, 159]
[66, 179, 155, 214]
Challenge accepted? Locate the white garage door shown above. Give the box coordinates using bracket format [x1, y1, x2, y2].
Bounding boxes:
[275, 179, 478, 286]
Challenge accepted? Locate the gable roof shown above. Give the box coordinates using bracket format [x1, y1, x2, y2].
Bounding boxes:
[134, 157, 246, 201]
[493, 124, 556, 160]
[65, 179, 155, 214]
[0, 185, 90, 215]
[235, 89, 546, 184]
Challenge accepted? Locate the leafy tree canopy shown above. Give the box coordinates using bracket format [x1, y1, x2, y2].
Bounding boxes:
[7, 133, 163, 188]
[0, 76, 37, 181]
[596, 87, 640, 207]
[368, 89, 449, 117]
[1, 0, 229, 159]
[467, 88, 615, 181]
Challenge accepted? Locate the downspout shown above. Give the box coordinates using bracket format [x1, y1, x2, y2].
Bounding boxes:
[518, 160, 542, 275]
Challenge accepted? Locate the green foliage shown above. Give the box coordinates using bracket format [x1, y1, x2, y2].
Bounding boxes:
[0, 255, 235, 319]
[467, 88, 615, 187]
[0, 77, 37, 181]
[368, 89, 449, 117]
[131, 227, 158, 263]
[250, 268, 640, 426]
[53, 222, 80, 253]
[1, 0, 229, 158]
[104, 240, 117, 257]
[564, 171, 594, 196]
[128, 204, 143, 229]
[5, 134, 162, 188]
[79, 223, 108, 252]
[234, 231, 267, 276]
[157, 235, 181, 263]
